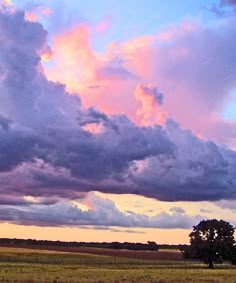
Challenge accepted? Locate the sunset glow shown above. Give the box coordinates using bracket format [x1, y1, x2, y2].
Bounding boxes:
[0, 0, 236, 244]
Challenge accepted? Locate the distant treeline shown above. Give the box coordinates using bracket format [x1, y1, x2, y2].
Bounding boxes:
[0, 238, 187, 251]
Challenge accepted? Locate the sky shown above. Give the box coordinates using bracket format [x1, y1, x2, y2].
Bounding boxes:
[0, 0, 236, 244]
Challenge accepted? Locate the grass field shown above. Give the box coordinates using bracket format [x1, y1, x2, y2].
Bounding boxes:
[0, 247, 235, 283]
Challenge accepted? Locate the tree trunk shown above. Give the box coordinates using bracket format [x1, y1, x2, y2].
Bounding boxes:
[208, 258, 214, 269]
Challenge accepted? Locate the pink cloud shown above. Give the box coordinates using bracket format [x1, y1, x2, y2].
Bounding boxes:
[134, 83, 167, 126]
[42, 7, 52, 16]
[25, 11, 39, 22]
[94, 17, 112, 33]
[0, 0, 14, 12]
[82, 122, 103, 134]
[44, 23, 139, 119]
[25, 5, 52, 22]
[110, 19, 236, 144]
[44, 24, 99, 106]
[43, 16, 236, 147]
[1, 8, 236, 206]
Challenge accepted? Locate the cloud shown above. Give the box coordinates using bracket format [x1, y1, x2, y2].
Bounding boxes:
[78, 226, 145, 234]
[44, 9, 236, 149]
[130, 118, 236, 201]
[134, 83, 167, 126]
[0, 115, 11, 130]
[170, 207, 185, 214]
[44, 22, 139, 120]
[220, 0, 236, 7]
[0, 193, 203, 229]
[0, 121, 38, 172]
[0, 6, 235, 215]
[110, 17, 236, 146]
[210, 0, 236, 17]
[215, 199, 236, 210]
[97, 56, 137, 81]
[45, 23, 97, 92]
[200, 209, 212, 213]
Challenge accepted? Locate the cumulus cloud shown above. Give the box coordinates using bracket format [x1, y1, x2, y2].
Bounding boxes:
[44, 6, 236, 149]
[0, 9, 172, 195]
[0, 5, 235, 223]
[134, 83, 167, 126]
[108, 15, 236, 146]
[130, 119, 236, 201]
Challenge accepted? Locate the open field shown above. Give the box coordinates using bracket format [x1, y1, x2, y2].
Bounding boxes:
[0, 245, 183, 260]
[0, 247, 235, 283]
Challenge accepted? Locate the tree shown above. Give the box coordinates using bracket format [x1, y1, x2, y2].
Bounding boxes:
[232, 245, 236, 265]
[147, 241, 159, 251]
[185, 219, 235, 268]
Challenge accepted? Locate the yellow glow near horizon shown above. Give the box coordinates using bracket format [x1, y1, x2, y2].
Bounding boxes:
[0, 223, 190, 244]
[1, 193, 235, 244]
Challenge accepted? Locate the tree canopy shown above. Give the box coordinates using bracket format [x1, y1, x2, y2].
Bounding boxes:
[184, 219, 235, 268]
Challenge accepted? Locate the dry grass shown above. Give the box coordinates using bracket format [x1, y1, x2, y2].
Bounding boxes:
[0, 246, 235, 283]
[0, 245, 183, 260]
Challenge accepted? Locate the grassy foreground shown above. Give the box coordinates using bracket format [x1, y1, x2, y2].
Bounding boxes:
[0, 247, 235, 283]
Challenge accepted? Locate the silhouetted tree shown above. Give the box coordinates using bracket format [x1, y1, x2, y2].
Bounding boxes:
[147, 241, 159, 251]
[184, 219, 235, 268]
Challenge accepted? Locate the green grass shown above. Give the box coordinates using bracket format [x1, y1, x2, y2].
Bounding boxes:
[0, 247, 235, 283]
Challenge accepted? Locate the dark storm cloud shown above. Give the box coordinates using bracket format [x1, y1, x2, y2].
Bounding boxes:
[129, 119, 236, 201]
[0, 7, 235, 216]
[0, 115, 12, 130]
[0, 121, 38, 172]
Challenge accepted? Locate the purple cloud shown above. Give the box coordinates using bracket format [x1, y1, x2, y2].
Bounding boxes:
[0, 193, 203, 229]
[170, 207, 185, 214]
[97, 55, 137, 81]
[0, 7, 235, 215]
